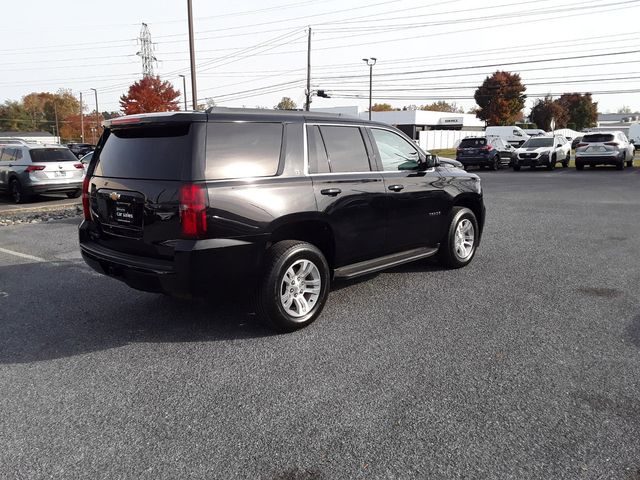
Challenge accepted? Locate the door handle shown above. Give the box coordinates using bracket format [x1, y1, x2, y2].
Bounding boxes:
[320, 188, 341, 197]
[388, 184, 404, 192]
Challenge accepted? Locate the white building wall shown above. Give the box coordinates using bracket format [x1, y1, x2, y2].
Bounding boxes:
[419, 130, 485, 150]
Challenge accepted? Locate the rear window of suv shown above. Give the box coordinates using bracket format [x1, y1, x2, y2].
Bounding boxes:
[94, 124, 193, 180]
[205, 122, 283, 180]
[30, 148, 77, 162]
[459, 138, 487, 148]
[583, 134, 614, 143]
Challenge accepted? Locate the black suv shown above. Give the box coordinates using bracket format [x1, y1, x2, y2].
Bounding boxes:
[67, 143, 95, 158]
[79, 109, 485, 331]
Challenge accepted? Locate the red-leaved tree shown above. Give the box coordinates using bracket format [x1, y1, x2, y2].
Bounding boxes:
[119, 76, 180, 115]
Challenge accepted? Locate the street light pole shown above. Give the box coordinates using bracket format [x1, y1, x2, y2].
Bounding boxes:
[79, 91, 84, 142]
[90, 88, 99, 143]
[187, 0, 198, 110]
[178, 74, 188, 111]
[362, 57, 377, 121]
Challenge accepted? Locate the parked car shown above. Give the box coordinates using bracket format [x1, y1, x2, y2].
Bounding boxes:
[79, 151, 94, 166]
[575, 131, 634, 170]
[79, 109, 485, 332]
[455, 137, 502, 170]
[0, 145, 85, 203]
[628, 124, 640, 151]
[488, 136, 516, 165]
[67, 143, 95, 158]
[512, 135, 571, 171]
[571, 136, 583, 150]
[485, 126, 530, 147]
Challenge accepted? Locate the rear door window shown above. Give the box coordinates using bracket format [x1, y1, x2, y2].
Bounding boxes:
[206, 122, 283, 180]
[318, 125, 370, 173]
[94, 124, 193, 180]
[307, 125, 330, 174]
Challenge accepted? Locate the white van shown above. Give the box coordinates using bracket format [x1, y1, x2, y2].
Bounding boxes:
[628, 123, 640, 149]
[485, 126, 530, 147]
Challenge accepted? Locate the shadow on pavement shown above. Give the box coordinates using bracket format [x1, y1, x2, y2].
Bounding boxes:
[0, 262, 276, 364]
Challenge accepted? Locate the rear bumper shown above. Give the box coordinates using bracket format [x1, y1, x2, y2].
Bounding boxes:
[25, 181, 83, 195]
[576, 153, 624, 165]
[79, 221, 265, 297]
[456, 156, 495, 166]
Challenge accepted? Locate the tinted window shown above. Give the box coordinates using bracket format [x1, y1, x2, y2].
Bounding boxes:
[318, 126, 370, 173]
[307, 125, 330, 174]
[29, 148, 77, 162]
[459, 138, 487, 148]
[583, 134, 614, 143]
[371, 128, 419, 171]
[206, 122, 282, 180]
[0, 148, 15, 162]
[95, 124, 192, 180]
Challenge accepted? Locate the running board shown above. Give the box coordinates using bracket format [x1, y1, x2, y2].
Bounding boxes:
[334, 246, 439, 280]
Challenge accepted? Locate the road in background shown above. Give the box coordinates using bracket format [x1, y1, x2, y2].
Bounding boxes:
[1, 169, 639, 479]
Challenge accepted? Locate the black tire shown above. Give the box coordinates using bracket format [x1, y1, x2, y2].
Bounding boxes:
[626, 159, 633, 167]
[257, 240, 330, 332]
[437, 207, 479, 269]
[576, 162, 584, 171]
[66, 190, 81, 199]
[617, 154, 625, 170]
[513, 164, 521, 171]
[9, 179, 27, 204]
[546, 155, 556, 171]
[563, 153, 570, 168]
[489, 156, 498, 171]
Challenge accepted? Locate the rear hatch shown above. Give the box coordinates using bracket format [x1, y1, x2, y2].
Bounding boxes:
[28, 148, 84, 181]
[580, 133, 616, 155]
[457, 138, 488, 157]
[88, 120, 205, 260]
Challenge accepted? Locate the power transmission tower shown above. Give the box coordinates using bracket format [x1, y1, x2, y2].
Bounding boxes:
[136, 23, 157, 78]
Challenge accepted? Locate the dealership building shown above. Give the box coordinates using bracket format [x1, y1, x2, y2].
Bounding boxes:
[312, 106, 485, 140]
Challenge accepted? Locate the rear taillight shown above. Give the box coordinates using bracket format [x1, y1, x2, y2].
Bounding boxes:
[179, 184, 208, 238]
[82, 176, 91, 220]
[577, 143, 588, 148]
[481, 145, 493, 151]
[605, 142, 619, 147]
[74, 163, 84, 169]
[25, 165, 45, 173]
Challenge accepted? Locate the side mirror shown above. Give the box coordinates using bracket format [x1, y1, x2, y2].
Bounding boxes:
[631, 139, 635, 144]
[424, 154, 439, 169]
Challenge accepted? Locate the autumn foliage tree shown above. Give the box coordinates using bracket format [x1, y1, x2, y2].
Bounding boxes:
[119, 76, 180, 115]
[474, 71, 526, 126]
[419, 101, 464, 113]
[556, 93, 598, 131]
[371, 103, 395, 111]
[274, 97, 297, 110]
[529, 95, 569, 131]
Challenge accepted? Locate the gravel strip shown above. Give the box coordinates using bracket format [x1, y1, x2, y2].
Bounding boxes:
[0, 205, 82, 226]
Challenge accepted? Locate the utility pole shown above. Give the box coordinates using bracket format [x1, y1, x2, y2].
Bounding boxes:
[362, 58, 377, 121]
[187, 0, 198, 110]
[136, 23, 157, 78]
[179, 74, 188, 111]
[90, 88, 99, 143]
[305, 27, 311, 111]
[53, 102, 60, 142]
[80, 92, 84, 142]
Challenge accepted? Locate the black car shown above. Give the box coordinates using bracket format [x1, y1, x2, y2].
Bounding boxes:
[455, 137, 502, 170]
[79, 109, 485, 331]
[67, 143, 95, 158]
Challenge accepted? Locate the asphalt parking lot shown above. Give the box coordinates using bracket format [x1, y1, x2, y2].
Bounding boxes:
[1, 168, 639, 479]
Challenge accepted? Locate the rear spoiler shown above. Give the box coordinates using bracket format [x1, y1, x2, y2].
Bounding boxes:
[103, 111, 207, 128]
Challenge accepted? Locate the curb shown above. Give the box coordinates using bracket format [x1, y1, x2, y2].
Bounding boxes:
[0, 202, 81, 217]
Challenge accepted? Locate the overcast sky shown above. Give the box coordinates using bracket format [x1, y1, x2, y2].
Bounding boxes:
[2, 0, 640, 115]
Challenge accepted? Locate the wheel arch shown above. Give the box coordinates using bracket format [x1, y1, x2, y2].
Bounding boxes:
[452, 194, 485, 242]
[268, 217, 336, 269]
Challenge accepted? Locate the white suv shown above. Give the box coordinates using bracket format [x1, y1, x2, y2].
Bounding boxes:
[575, 131, 634, 170]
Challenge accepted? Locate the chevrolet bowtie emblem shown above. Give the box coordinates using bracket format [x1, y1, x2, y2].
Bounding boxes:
[109, 192, 121, 201]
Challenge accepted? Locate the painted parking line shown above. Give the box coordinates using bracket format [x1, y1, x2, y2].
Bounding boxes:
[0, 247, 46, 263]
